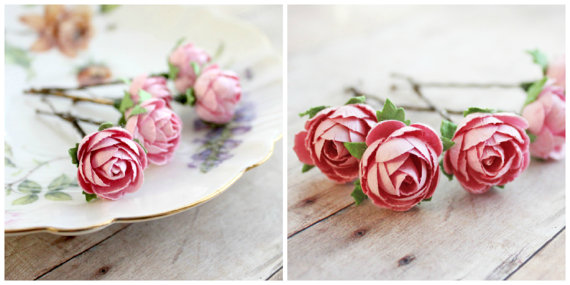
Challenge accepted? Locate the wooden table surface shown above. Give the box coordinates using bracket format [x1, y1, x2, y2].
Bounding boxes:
[287, 5, 565, 280]
[5, 6, 283, 280]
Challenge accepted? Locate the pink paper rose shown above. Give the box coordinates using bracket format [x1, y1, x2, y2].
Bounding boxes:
[125, 98, 182, 165]
[522, 85, 565, 159]
[360, 120, 442, 211]
[168, 42, 211, 93]
[194, 65, 241, 124]
[546, 55, 565, 90]
[129, 74, 173, 108]
[77, 127, 148, 200]
[443, 113, 530, 194]
[293, 104, 377, 183]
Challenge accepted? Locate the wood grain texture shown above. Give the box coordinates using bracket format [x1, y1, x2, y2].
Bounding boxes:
[5, 224, 129, 280]
[37, 140, 283, 280]
[287, 5, 565, 280]
[288, 158, 564, 280]
[508, 229, 565, 280]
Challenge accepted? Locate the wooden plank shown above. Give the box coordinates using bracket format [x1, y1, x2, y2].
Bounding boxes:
[39, 140, 283, 280]
[287, 158, 564, 279]
[508, 229, 565, 280]
[5, 224, 129, 280]
[287, 168, 354, 237]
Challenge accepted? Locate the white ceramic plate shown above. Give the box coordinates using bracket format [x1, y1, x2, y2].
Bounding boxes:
[4, 5, 282, 235]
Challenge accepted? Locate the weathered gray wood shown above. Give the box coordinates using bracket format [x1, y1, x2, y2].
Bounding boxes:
[509, 229, 565, 280]
[288, 158, 564, 279]
[5, 224, 130, 280]
[38, 140, 283, 280]
[287, 5, 565, 280]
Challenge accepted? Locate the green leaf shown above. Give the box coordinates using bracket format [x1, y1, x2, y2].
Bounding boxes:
[351, 180, 368, 205]
[301, 164, 314, 173]
[5, 42, 33, 77]
[173, 37, 186, 51]
[191, 62, 201, 76]
[463, 107, 495, 117]
[133, 138, 148, 154]
[168, 61, 179, 80]
[5, 157, 16, 168]
[98, 122, 114, 131]
[100, 5, 120, 14]
[117, 115, 127, 127]
[496, 185, 505, 189]
[120, 77, 131, 86]
[519, 81, 534, 92]
[12, 194, 38, 205]
[69, 143, 79, 167]
[440, 120, 457, 140]
[45, 192, 72, 201]
[440, 120, 458, 152]
[523, 77, 548, 106]
[83, 191, 97, 202]
[48, 174, 72, 191]
[119, 91, 134, 113]
[376, 98, 410, 125]
[212, 42, 225, 61]
[138, 89, 152, 102]
[129, 105, 147, 117]
[441, 137, 455, 152]
[527, 49, 548, 74]
[345, 96, 366, 105]
[186, 88, 196, 106]
[18, 179, 41, 194]
[5, 142, 13, 157]
[423, 196, 432, 202]
[343, 142, 367, 160]
[299, 106, 328, 119]
[6, 185, 12, 196]
[526, 130, 537, 143]
[439, 159, 453, 181]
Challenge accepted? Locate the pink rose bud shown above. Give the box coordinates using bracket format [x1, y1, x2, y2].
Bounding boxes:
[546, 55, 565, 90]
[129, 74, 173, 108]
[522, 85, 565, 159]
[193, 65, 241, 124]
[360, 120, 442, 211]
[443, 113, 530, 194]
[294, 104, 377, 183]
[77, 127, 148, 200]
[168, 43, 211, 93]
[125, 99, 182, 166]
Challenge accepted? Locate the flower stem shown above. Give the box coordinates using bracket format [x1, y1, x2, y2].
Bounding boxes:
[24, 88, 115, 105]
[345, 86, 464, 116]
[37, 72, 169, 92]
[391, 73, 454, 121]
[36, 109, 97, 137]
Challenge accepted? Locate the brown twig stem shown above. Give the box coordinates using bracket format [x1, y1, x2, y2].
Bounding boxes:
[407, 81, 521, 89]
[390, 73, 453, 121]
[25, 88, 115, 105]
[345, 86, 464, 116]
[38, 72, 169, 92]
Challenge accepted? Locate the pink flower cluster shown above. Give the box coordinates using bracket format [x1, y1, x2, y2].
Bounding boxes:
[522, 55, 566, 160]
[169, 43, 242, 124]
[294, 101, 532, 211]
